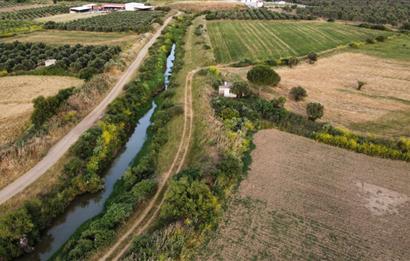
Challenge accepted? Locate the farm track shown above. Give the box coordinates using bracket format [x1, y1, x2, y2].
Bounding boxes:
[0, 14, 176, 205]
[100, 69, 197, 261]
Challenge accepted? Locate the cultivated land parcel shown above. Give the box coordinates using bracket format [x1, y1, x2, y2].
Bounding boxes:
[207, 20, 391, 63]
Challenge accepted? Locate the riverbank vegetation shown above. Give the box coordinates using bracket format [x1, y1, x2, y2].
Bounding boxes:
[0, 14, 189, 261]
[54, 15, 191, 260]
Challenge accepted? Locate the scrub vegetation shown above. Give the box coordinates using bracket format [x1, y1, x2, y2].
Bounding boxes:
[207, 20, 391, 63]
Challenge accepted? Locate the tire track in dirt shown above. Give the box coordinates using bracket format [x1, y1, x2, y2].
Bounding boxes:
[100, 69, 197, 261]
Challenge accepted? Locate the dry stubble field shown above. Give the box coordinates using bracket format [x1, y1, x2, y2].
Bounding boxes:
[0, 75, 83, 144]
[198, 129, 410, 261]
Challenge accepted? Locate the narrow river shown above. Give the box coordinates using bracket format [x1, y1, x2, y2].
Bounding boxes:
[21, 43, 176, 261]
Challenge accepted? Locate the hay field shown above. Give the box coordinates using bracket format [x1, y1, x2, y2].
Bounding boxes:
[198, 129, 410, 261]
[0, 30, 138, 47]
[0, 75, 83, 144]
[271, 52, 410, 137]
[207, 20, 391, 63]
[35, 12, 106, 23]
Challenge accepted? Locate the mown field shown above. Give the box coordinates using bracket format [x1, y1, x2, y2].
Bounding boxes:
[207, 20, 392, 63]
[198, 129, 410, 260]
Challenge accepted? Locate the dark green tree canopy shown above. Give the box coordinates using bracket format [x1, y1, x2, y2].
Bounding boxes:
[247, 65, 281, 86]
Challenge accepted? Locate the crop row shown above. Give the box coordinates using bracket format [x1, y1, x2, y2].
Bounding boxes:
[45, 10, 165, 33]
[0, 5, 70, 20]
[0, 19, 41, 36]
[0, 41, 121, 79]
[205, 8, 315, 20]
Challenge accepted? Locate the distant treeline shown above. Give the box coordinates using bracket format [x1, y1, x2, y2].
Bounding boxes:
[205, 7, 316, 20]
[294, 0, 410, 26]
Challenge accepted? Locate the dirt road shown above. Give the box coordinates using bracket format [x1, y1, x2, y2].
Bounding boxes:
[100, 69, 197, 261]
[0, 14, 176, 205]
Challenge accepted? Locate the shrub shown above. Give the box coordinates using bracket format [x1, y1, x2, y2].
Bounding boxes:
[307, 52, 318, 63]
[247, 64, 281, 86]
[375, 35, 386, 42]
[357, 80, 366, 90]
[306, 102, 324, 121]
[366, 38, 376, 44]
[290, 86, 307, 101]
[231, 81, 251, 98]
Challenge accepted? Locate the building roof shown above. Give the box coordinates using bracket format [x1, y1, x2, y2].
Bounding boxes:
[70, 6, 92, 11]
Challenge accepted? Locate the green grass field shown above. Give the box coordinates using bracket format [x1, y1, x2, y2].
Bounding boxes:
[207, 20, 392, 63]
[355, 34, 410, 60]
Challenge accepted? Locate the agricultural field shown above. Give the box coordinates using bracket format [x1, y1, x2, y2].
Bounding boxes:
[0, 75, 83, 144]
[35, 12, 106, 23]
[0, 41, 121, 78]
[207, 20, 392, 63]
[0, 4, 70, 20]
[198, 129, 410, 261]
[45, 10, 165, 33]
[270, 52, 410, 138]
[167, 0, 244, 12]
[0, 19, 41, 37]
[0, 29, 139, 46]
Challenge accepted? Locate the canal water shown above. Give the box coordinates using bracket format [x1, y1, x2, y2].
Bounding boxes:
[21, 43, 176, 261]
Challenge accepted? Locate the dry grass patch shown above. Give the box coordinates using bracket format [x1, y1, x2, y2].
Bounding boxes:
[271, 53, 410, 137]
[198, 129, 410, 261]
[168, 1, 244, 12]
[35, 12, 106, 23]
[0, 75, 83, 144]
[1, 30, 138, 47]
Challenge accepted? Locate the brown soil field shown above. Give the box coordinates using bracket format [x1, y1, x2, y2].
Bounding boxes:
[168, 1, 244, 11]
[223, 52, 410, 137]
[0, 75, 83, 144]
[198, 129, 410, 261]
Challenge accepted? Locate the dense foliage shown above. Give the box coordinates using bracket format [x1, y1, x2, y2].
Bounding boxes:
[31, 87, 75, 128]
[0, 20, 41, 37]
[0, 5, 70, 20]
[205, 7, 314, 20]
[44, 11, 165, 33]
[295, 0, 410, 26]
[290, 86, 307, 101]
[306, 102, 324, 121]
[0, 16, 190, 261]
[0, 41, 120, 79]
[52, 16, 190, 260]
[247, 64, 280, 86]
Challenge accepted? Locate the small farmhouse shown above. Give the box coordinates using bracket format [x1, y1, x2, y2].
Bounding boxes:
[241, 0, 264, 8]
[218, 81, 237, 98]
[44, 59, 57, 67]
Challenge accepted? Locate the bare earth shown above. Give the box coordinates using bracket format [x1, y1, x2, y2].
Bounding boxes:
[0, 75, 83, 144]
[274, 53, 410, 136]
[199, 129, 410, 261]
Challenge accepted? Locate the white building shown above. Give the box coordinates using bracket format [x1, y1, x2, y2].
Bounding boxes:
[125, 2, 153, 11]
[44, 59, 57, 67]
[218, 82, 237, 98]
[69, 4, 97, 13]
[241, 0, 264, 8]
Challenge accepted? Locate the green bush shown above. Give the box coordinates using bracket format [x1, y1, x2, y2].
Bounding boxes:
[290, 86, 307, 101]
[306, 102, 324, 121]
[247, 64, 281, 86]
[231, 81, 251, 98]
[307, 52, 318, 63]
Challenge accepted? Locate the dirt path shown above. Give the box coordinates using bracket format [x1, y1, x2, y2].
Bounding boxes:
[0, 14, 176, 205]
[100, 69, 197, 261]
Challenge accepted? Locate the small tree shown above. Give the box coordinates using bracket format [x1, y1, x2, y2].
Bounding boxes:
[288, 56, 299, 68]
[231, 81, 250, 98]
[307, 52, 318, 64]
[306, 102, 324, 121]
[290, 86, 307, 101]
[357, 80, 366, 90]
[247, 64, 281, 86]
